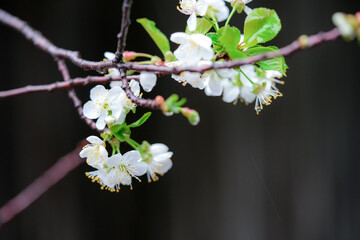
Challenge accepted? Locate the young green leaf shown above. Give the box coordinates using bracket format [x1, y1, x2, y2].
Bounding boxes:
[128, 112, 152, 128]
[243, 8, 281, 48]
[137, 18, 170, 58]
[246, 45, 288, 76]
[217, 26, 247, 59]
[110, 123, 131, 142]
[186, 18, 213, 35]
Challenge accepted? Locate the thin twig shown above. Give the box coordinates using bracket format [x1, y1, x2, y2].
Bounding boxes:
[115, 0, 133, 62]
[121, 70, 160, 109]
[56, 59, 98, 131]
[0, 141, 86, 228]
[0, 75, 139, 99]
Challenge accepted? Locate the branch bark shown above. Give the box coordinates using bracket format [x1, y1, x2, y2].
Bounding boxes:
[0, 141, 86, 228]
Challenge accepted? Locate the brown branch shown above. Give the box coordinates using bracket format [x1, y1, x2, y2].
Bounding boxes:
[0, 141, 86, 228]
[120, 70, 160, 109]
[0, 75, 140, 99]
[56, 59, 98, 131]
[0, 9, 115, 72]
[115, 0, 133, 62]
[122, 28, 341, 74]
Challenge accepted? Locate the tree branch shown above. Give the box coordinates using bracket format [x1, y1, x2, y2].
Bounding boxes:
[0, 141, 86, 228]
[0, 75, 139, 99]
[56, 59, 98, 131]
[115, 0, 133, 62]
[122, 28, 341, 74]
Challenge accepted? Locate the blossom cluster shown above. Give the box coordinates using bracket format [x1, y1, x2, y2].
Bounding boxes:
[80, 0, 288, 191]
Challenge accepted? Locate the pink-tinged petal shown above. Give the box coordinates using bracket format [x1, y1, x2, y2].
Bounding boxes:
[90, 85, 108, 101]
[95, 112, 107, 130]
[156, 159, 173, 175]
[83, 101, 101, 119]
[170, 32, 188, 44]
[153, 152, 173, 163]
[86, 136, 103, 145]
[187, 13, 197, 31]
[150, 143, 169, 155]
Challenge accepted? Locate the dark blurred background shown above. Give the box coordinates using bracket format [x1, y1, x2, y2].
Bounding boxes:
[0, 0, 360, 239]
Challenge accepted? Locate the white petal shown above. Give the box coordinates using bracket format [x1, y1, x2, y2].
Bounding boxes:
[86, 136, 103, 145]
[114, 110, 126, 125]
[123, 150, 142, 165]
[150, 143, 169, 155]
[187, 13, 197, 31]
[128, 161, 148, 177]
[90, 85, 108, 101]
[240, 86, 256, 103]
[223, 81, 240, 103]
[153, 152, 173, 163]
[191, 34, 212, 48]
[107, 154, 122, 168]
[95, 112, 107, 130]
[244, 6, 253, 15]
[83, 101, 101, 119]
[129, 80, 140, 97]
[140, 72, 157, 92]
[79, 147, 90, 158]
[156, 159, 173, 175]
[170, 32, 189, 44]
[196, 2, 208, 16]
[216, 6, 229, 22]
[104, 52, 115, 60]
[118, 172, 132, 185]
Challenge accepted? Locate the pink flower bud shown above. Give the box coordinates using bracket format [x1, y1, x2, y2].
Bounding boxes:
[122, 51, 136, 61]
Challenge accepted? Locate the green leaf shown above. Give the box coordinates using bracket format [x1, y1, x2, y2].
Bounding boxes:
[137, 18, 170, 57]
[185, 18, 213, 34]
[218, 26, 241, 47]
[110, 124, 131, 141]
[206, 32, 223, 52]
[246, 45, 288, 76]
[128, 112, 152, 128]
[217, 26, 247, 59]
[243, 8, 281, 48]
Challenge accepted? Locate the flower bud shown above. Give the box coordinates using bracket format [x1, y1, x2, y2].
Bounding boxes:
[181, 107, 200, 126]
[104, 115, 116, 124]
[122, 51, 136, 62]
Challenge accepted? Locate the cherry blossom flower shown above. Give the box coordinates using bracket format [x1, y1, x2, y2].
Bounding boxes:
[83, 85, 125, 130]
[170, 32, 214, 64]
[203, 67, 238, 96]
[79, 136, 108, 167]
[86, 150, 147, 192]
[142, 143, 173, 182]
[177, 0, 208, 31]
[200, 0, 229, 22]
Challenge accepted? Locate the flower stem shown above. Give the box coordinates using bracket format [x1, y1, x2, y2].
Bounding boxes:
[239, 68, 254, 84]
[204, 16, 218, 32]
[125, 137, 141, 150]
[225, 6, 237, 26]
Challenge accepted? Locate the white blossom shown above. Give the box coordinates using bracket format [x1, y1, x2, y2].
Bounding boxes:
[203, 67, 238, 96]
[177, 0, 208, 31]
[86, 150, 147, 192]
[170, 32, 214, 64]
[140, 72, 157, 92]
[238, 65, 283, 113]
[79, 136, 108, 167]
[83, 85, 126, 130]
[200, 0, 229, 22]
[144, 143, 173, 182]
